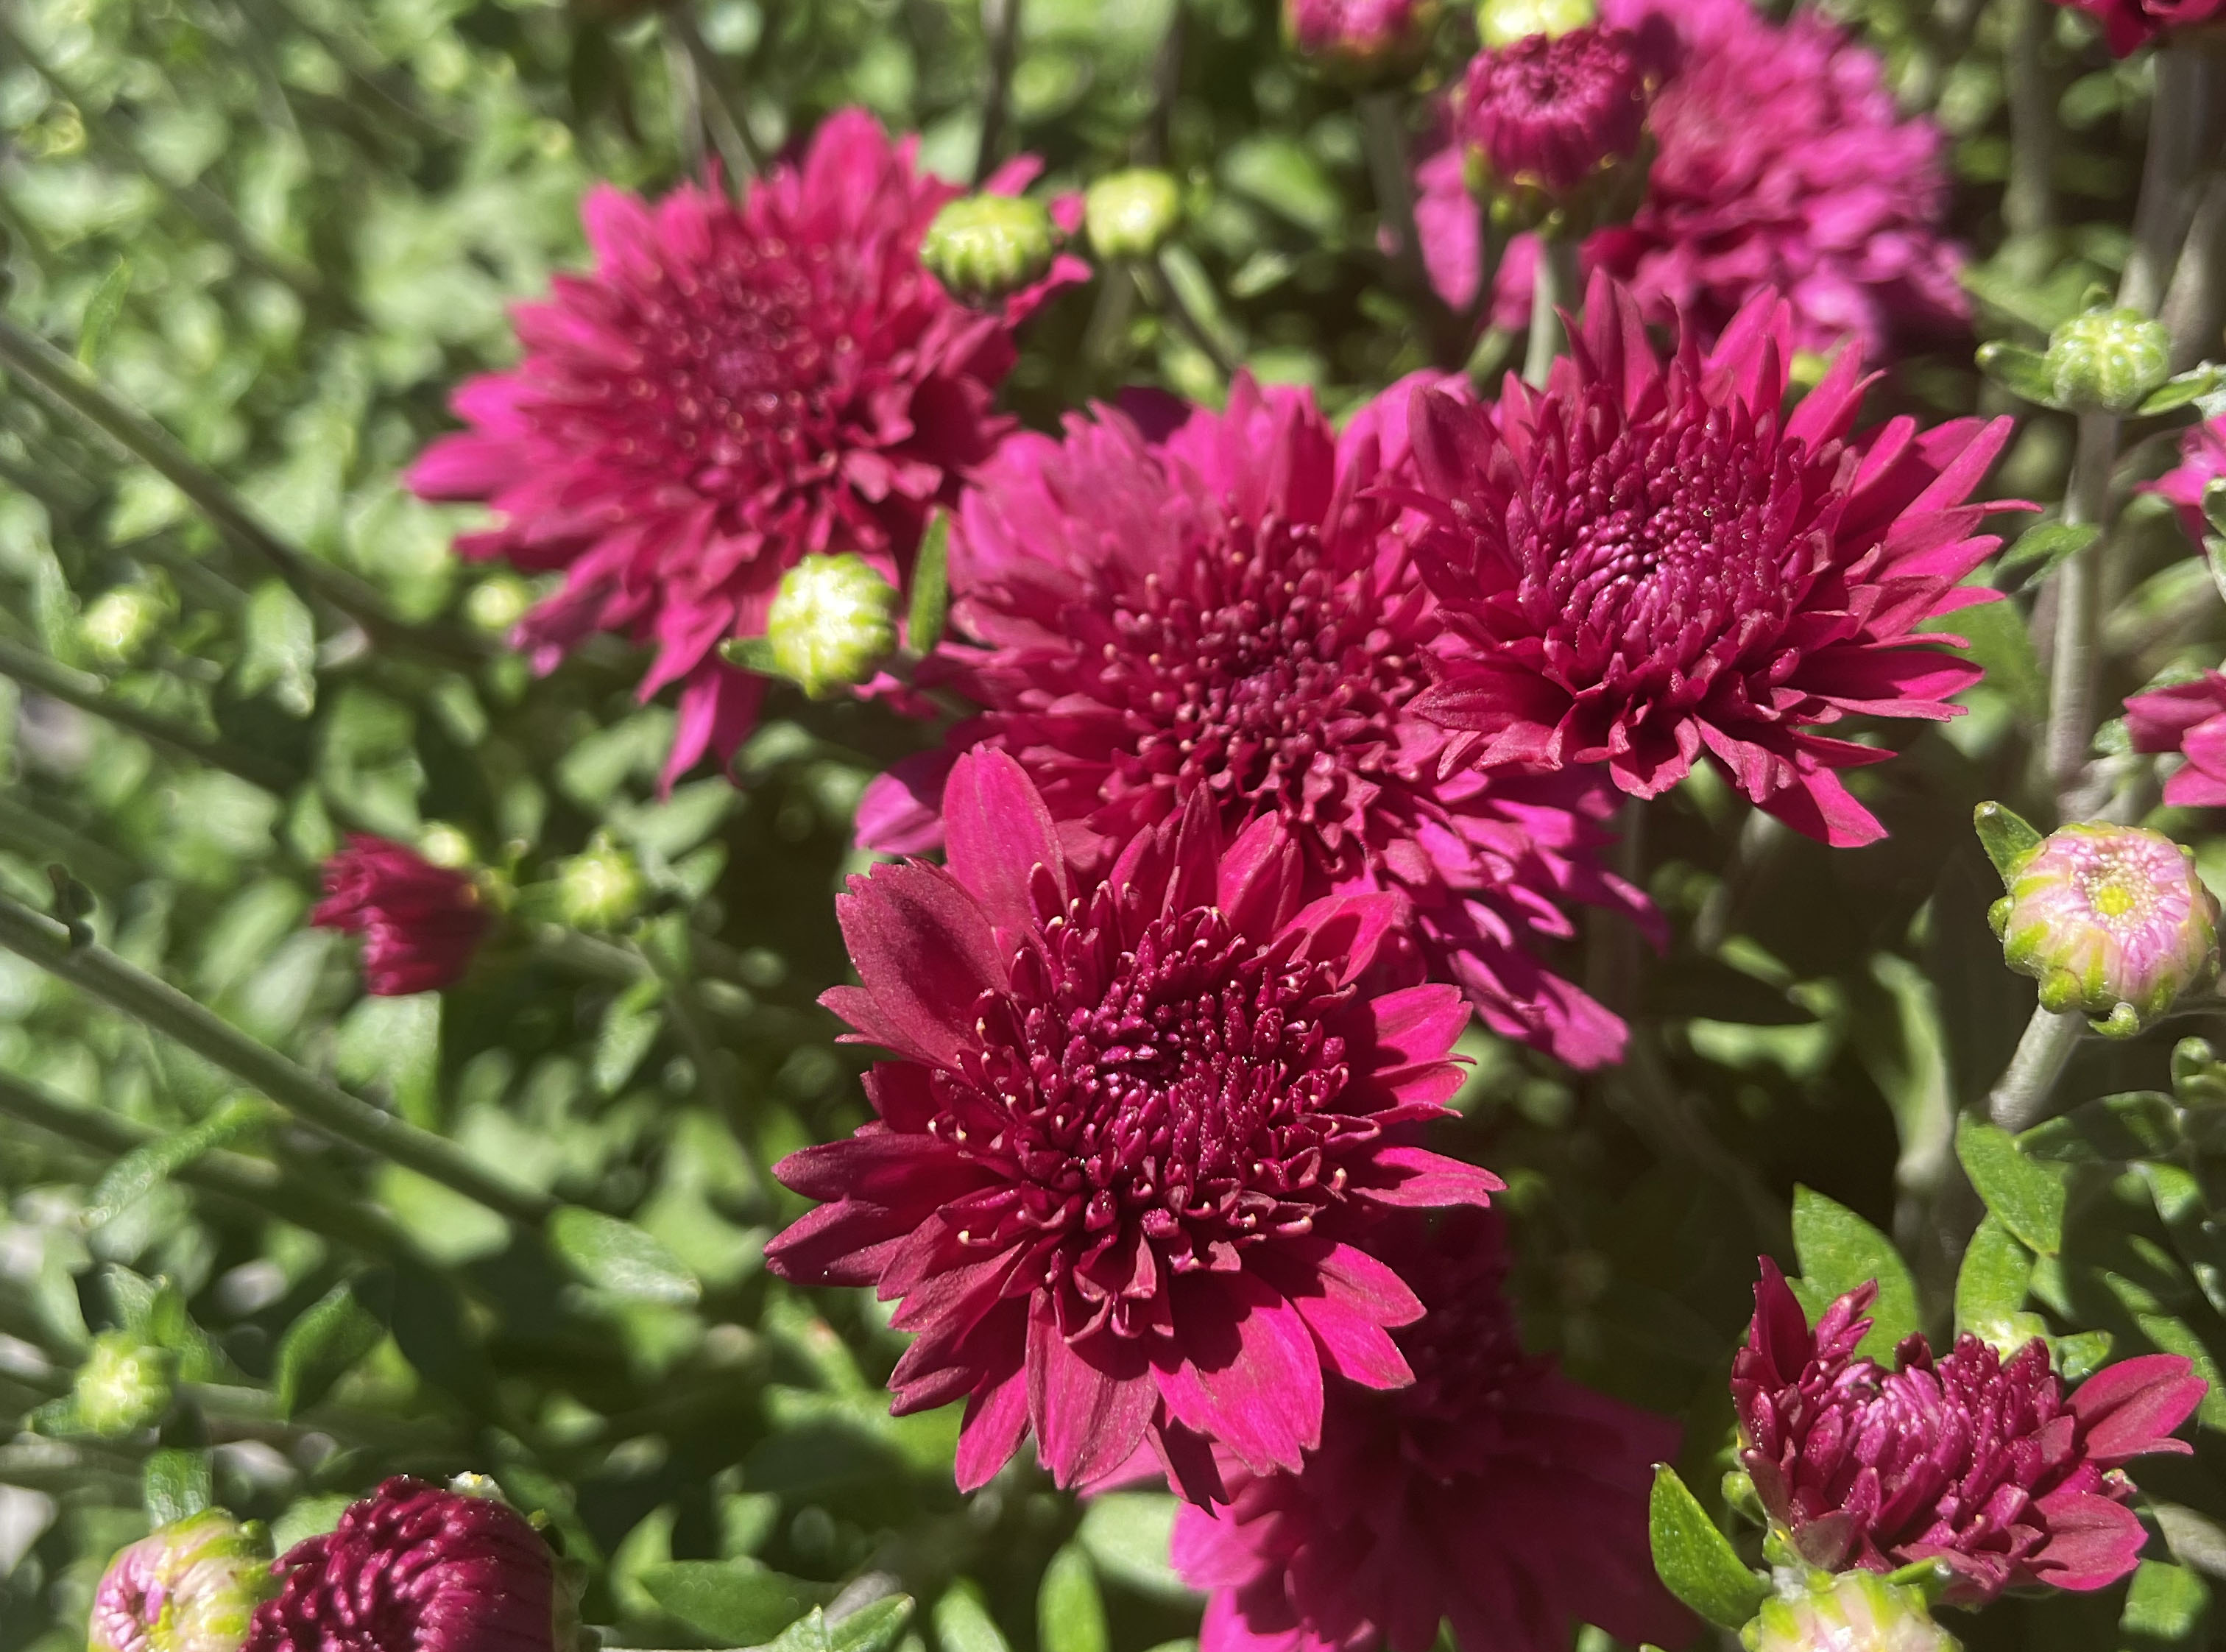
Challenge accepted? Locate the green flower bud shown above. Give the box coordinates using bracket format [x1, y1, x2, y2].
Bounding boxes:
[74, 1332, 174, 1437]
[90, 1509, 277, 1652]
[1477, 0, 1595, 46]
[1084, 169, 1184, 261]
[766, 553, 900, 699]
[2043, 308, 2172, 413]
[465, 573, 535, 637]
[80, 579, 176, 665]
[417, 822, 476, 872]
[555, 833, 646, 931]
[921, 195, 1059, 306]
[1742, 1572, 1958, 1652]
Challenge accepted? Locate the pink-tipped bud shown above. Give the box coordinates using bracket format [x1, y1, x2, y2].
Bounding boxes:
[311, 836, 490, 997]
[91, 1511, 276, 1652]
[1283, 0, 1444, 85]
[1456, 26, 1651, 229]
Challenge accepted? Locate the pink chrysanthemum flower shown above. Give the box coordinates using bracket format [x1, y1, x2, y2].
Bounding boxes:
[2055, 0, 2226, 56]
[408, 110, 1083, 788]
[246, 1478, 562, 1652]
[92, 1511, 274, 1652]
[2147, 412, 2226, 549]
[1455, 25, 1650, 200]
[1285, 0, 1441, 80]
[1417, 0, 1968, 356]
[1407, 275, 2014, 847]
[855, 375, 1650, 1068]
[1172, 1211, 1689, 1652]
[766, 749, 1497, 1501]
[1734, 1259, 2207, 1605]
[312, 836, 490, 996]
[2128, 671, 2226, 807]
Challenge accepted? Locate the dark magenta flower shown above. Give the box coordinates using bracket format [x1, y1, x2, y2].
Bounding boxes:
[408, 110, 1083, 788]
[857, 375, 1651, 1069]
[1172, 1211, 1689, 1652]
[1734, 1259, 2207, 1604]
[1407, 275, 2013, 847]
[312, 836, 489, 997]
[246, 1478, 562, 1652]
[2054, 0, 2226, 55]
[1285, 0, 1442, 82]
[2147, 412, 2226, 549]
[767, 749, 1497, 1501]
[1455, 25, 1649, 201]
[2128, 672, 2226, 808]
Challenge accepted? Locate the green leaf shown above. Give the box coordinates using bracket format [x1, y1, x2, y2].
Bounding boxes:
[908, 509, 951, 656]
[769, 1599, 916, 1652]
[334, 993, 442, 1130]
[237, 579, 319, 717]
[1996, 519, 2101, 585]
[1957, 1115, 2067, 1254]
[2121, 1559, 2211, 1651]
[721, 635, 780, 673]
[1075, 1493, 1195, 1603]
[1038, 1546, 1109, 1652]
[2137, 367, 2221, 417]
[1931, 601, 2045, 726]
[86, 1097, 274, 1229]
[548, 1207, 701, 1305]
[2021, 1091, 2183, 1162]
[2054, 1329, 2114, 1381]
[934, 1581, 1011, 1652]
[77, 258, 132, 369]
[1646, 1465, 1767, 1629]
[273, 1280, 386, 1418]
[593, 978, 665, 1095]
[2142, 1162, 2226, 1317]
[144, 1448, 212, 1525]
[641, 1560, 833, 1644]
[1973, 802, 2044, 883]
[1975, 339, 2060, 407]
[1790, 1186, 1920, 1360]
[1220, 137, 1342, 237]
[1954, 1213, 2034, 1341]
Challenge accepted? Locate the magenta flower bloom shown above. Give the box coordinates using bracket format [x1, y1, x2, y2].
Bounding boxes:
[1455, 25, 1649, 200]
[2128, 671, 2226, 808]
[767, 749, 1497, 1500]
[1172, 1211, 1689, 1652]
[1418, 0, 1967, 356]
[2054, 0, 2226, 55]
[246, 1478, 561, 1652]
[1407, 275, 2013, 847]
[1285, 0, 1441, 80]
[408, 110, 1083, 788]
[1734, 1259, 2208, 1604]
[2147, 413, 2226, 549]
[312, 836, 489, 996]
[857, 375, 1651, 1068]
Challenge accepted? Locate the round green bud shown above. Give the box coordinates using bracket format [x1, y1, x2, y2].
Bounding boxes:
[1742, 1572, 1958, 1652]
[555, 833, 646, 931]
[74, 1332, 174, 1437]
[464, 573, 535, 637]
[1477, 0, 1596, 46]
[80, 579, 174, 665]
[417, 822, 477, 872]
[90, 1509, 277, 1652]
[1084, 169, 1184, 261]
[2044, 307, 2172, 413]
[921, 195, 1059, 306]
[766, 554, 900, 699]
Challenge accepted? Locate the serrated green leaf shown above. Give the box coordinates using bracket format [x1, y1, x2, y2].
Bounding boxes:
[2022, 1091, 2183, 1162]
[1647, 1465, 1767, 1629]
[1996, 519, 2101, 584]
[1038, 1546, 1109, 1652]
[273, 1280, 385, 1418]
[1791, 1186, 1920, 1360]
[77, 259, 132, 369]
[548, 1206, 700, 1305]
[143, 1448, 212, 1525]
[908, 510, 950, 656]
[1955, 1213, 2034, 1341]
[86, 1097, 274, 1229]
[1957, 1115, 2067, 1254]
[238, 579, 318, 717]
[934, 1581, 1010, 1652]
[1075, 1493, 1193, 1603]
[642, 1560, 833, 1644]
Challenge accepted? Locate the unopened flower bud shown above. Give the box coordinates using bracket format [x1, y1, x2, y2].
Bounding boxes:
[1742, 1572, 1959, 1652]
[74, 1332, 174, 1436]
[416, 822, 476, 872]
[2044, 308, 2172, 413]
[1084, 169, 1184, 261]
[465, 574, 535, 638]
[1283, 0, 1443, 85]
[91, 1509, 278, 1652]
[1987, 814, 2221, 1037]
[921, 195, 1059, 305]
[1477, 0, 1596, 46]
[766, 554, 900, 699]
[1458, 25, 1651, 230]
[80, 579, 174, 665]
[555, 833, 645, 931]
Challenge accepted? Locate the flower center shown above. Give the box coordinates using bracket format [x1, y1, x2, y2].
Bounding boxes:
[2074, 845, 2169, 930]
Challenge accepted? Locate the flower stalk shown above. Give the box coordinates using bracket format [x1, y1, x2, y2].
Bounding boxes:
[1360, 90, 1465, 364]
[1524, 230, 1580, 384]
[974, 0, 1023, 185]
[2043, 408, 2121, 796]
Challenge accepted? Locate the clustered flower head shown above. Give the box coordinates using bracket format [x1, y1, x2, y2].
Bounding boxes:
[2128, 669, 2226, 808]
[1455, 24, 1650, 209]
[858, 375, 1651, 1068]
[767, 749, 1497, 1501]
[1406, 275, 2012, 846]
[247, 1477, 567, 1652]
[2053, 0, 2226, 57]
[1171, 1210, 1689, 1652]
[1734, 1259, 2206, 1604]
[91, 1511, 275, 1652]
[1283, 0, 1442, 84]
[312, 835, 490, 996]
[408, 110, 1081, 789]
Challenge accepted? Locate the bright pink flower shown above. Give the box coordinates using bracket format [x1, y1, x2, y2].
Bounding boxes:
[312, 836, 489, 996]
[767, 749, 1497, 1502]
[1734, 1259, 2207, 1605]
[2127, 671, 2226, 808]
[1407, 275, 2013, 847]
[246, 1478, 560, 1652]
[1417, 0, 1968, 356]
[858, 375, 1650, 1068]
[408, 110, 1083, 789]
[2055, 0, 2226, 55]
[1172, 1211, 1689, 1652]
[1455, 26, 1649, 200]
[2147, 413, 2226, 548]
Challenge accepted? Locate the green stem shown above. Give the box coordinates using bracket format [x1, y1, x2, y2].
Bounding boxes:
[1524, 233, 1581, 387]
[1136, 257, 1237, 381]
[2120, 46, 2221, 315]
[1985, 1006, 2085, 1133]
[2003, 0, 2055, 239]
[2043, 409, 2120, 799]
[0, 892, 553, 1228]
[666, 7, 762, 177]
[1358, 91, 1464, 367]
[975, 0, 1023, 186]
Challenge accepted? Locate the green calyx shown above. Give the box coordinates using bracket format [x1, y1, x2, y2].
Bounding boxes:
[920, 195, 1059, 305]
[2043, 307, 2172, 413]
[554, 832, 646, 932]
[765, 553, 901, 699]
[1742, 1571, 1960, 1652]
[1084, 169, 1184, 261]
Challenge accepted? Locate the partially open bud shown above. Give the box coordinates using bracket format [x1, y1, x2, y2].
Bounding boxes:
[766, 553, 900, 699]
[74, 1332, 174, 1436]
[1283, 0, 1443, 85]
[555, 833, 646, 931]
[1742, 1572, 1958, 1652]
[921, 195, 1059, 306]
[2044, 308, 2172, 413]
[1457, 25, 1652, 233]
[1084, 169, 1184, 261]
[1984, 810, 2221, 1037]
[91, 1510, 278, 1652]
[1477, 0, 1596, 46]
